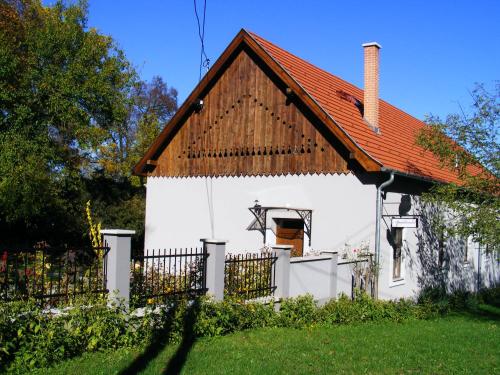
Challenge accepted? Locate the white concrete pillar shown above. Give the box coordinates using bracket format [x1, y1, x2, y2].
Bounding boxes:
[272, 245, 292, 299]
[321, 251, 339, 299]
[101, 229, 135, 306]
[201, 239, 227, 301]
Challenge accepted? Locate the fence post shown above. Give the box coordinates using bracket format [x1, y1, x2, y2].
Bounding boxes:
[101, 229, 135, 306]
[321, 251, 339, 299]
[271, 245, 292, 300]
[201, 239, 227, 301]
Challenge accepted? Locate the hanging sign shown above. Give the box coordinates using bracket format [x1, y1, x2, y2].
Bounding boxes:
[391, 217, 418, 228]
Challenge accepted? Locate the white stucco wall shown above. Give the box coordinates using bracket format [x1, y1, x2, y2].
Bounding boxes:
[377, 191, 420, 300]
[144, 173, 376, 254]
[377, 191, 499, 300]
[144, 174, 499, 300]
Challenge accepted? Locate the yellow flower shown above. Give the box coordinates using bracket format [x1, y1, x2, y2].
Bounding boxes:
[147, 298, 154, 305]
[86, 200, 103, 249]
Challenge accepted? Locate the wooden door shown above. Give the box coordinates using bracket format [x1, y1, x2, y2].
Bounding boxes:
[275, 218, 304, 257]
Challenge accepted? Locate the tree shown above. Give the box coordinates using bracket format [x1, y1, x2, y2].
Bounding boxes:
[91, 76, 177, 248]
[417, 82, 499, 251]
[97, 76, 177, 183]
[0, 1, 178, 246]
[0, 0, 135, 245]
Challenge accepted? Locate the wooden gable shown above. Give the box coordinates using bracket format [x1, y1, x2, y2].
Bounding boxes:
[151, 49, 350, 177]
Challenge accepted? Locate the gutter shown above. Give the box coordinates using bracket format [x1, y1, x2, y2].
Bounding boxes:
[381, 167, 442, 185]
[374, 171, 395, 299]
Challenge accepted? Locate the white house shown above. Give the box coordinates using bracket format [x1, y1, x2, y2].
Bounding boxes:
[134, 30, 499, 300]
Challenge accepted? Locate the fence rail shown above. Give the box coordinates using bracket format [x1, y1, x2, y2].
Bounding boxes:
[0, 246, 108, 306]
[224, 251, 277, 300]
[130, 247, 208, 307]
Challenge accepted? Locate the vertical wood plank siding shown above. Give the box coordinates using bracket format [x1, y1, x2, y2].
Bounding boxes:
[153, 51, 349, 177]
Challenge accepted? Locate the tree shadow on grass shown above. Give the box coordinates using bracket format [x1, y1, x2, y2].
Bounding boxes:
[162, 299, 201, 374]
[118, 298, 200, 375]
[454, 303, 500, 322]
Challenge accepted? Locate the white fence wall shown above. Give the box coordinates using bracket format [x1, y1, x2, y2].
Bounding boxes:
[336, 261, 355, 298]
[289, 254, 337, 303]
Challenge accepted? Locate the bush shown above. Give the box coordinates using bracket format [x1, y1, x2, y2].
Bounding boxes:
[278, 295, 318, 328]
[0, 295, 155, 372]
[0, 299, 41, 369]
[478, 287, 500, 307]
[194, 297, 277, 336]
[318, 291, 420, 324]
[2, 287, 498, 372]
[416, 286, 500, 315]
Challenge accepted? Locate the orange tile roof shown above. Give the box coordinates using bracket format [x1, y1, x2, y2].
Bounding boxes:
[249, 31, 462, 184]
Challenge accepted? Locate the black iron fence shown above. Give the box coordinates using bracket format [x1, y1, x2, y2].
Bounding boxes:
[130, 247, 208, 308]
[0, 245, 109, 307]
[224, 251, 277, 300]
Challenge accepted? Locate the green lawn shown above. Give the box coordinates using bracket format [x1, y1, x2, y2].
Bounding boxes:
[32, 314, 499, 375]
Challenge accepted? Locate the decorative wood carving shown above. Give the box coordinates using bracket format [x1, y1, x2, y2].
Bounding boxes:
[152, 50, 349, 177]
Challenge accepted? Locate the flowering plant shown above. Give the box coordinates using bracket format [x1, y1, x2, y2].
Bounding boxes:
[341, 240, 372, 261]
[85, 201, 103, 250]
[340, 240, 376, 297]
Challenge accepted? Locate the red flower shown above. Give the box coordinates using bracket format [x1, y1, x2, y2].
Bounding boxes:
[0, 251, 7, 272]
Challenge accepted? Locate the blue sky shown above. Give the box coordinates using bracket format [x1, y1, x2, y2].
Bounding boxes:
[51, 0, 499, 120]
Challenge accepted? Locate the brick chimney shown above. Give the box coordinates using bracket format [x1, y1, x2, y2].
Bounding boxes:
[362, 42, 382, 132]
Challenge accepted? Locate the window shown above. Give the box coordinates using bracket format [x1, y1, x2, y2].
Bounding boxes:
[392, 228, 403, 280]
[463, 237, 469, 263]
[438, 232, 445, 268]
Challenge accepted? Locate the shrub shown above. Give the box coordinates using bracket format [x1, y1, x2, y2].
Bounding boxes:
[278, 295, 318, 328]
[318, 291, 413, 324]
[194, 297, 276, 336]
[0, 299, 41, 369]
[0, 295, 155, 372]
[478, 287, 500, 307]
[2, 286, 498, 372]
[416, 286, 500, 315]
[417, 285, 451, 314]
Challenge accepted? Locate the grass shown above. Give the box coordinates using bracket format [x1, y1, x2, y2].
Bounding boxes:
[31, 313, 499, 375]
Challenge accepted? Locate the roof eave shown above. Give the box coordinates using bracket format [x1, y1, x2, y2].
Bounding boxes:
[380, 166, 444, 185]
